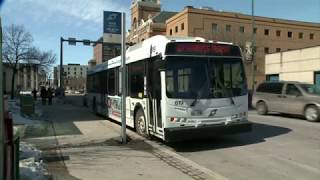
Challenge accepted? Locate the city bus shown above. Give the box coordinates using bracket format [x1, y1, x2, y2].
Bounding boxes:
[86, 35, 251, 142]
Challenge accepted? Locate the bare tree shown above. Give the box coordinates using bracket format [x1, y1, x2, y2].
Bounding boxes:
[2, 24, 56, 98]
[3, 24, 34, 99]
[27, 47, 56, 72]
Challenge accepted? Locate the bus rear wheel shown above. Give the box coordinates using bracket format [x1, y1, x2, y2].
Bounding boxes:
[135, 109, 148, 137]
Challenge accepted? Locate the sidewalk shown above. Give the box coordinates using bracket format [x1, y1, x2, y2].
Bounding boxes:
[23, 97, 220, 180]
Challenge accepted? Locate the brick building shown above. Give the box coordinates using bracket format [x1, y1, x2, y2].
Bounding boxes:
[165, 7, 320, 88]
[91, 1, 320, 88]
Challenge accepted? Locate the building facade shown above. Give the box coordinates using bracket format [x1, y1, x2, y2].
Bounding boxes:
[54, 64, 88, 91]
[166, 7, 320, 88]
[3, 62, 41, 94]
[265, 46, 320, 85]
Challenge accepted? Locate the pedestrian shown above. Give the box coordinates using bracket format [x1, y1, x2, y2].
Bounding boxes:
[48, 87, 53, 105]
[32, 88, 37, 100]
[40, 87, 47, 105]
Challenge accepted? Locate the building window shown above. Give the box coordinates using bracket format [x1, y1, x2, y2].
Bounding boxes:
[276, 48, 281, 52]
[239, 26, 245, 33]
[310, 33, 314, 40]
[299, 32, 304, 39]
[266, 74, 279, 82]
[288, 31, 292, 38]
[175, 26, 178, 33]
[181, 23, 184, 30]
[264, 29, 269, 35]
[212, 23, 218, 32]
[264, 47, 269, 54]
[253, 28, 257, 34]
[169, 29, 172, 35]
[226, 25, 231, 32]
[276, 30, 281, 37]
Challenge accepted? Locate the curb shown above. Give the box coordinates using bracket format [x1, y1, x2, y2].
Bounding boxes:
[125, 128, 229, 180]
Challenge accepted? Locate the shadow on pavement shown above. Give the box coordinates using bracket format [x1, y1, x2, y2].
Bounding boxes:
[168, 122, 291, 152]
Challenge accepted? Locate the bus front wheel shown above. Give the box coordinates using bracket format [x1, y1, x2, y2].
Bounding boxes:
[135, 109, 148, 137]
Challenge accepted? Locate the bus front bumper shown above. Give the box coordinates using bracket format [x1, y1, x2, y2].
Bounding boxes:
[164, 121, 252, 142]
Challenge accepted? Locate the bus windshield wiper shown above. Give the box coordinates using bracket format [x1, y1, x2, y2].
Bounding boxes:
[219, 80, 235, 105]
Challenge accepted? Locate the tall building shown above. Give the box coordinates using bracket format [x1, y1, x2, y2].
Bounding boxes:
[54, 64, 88, 91]
[91, 1, 320, 89]
[165, 6, 320, 88]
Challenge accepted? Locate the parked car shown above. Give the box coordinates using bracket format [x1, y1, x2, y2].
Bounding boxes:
[252, 81, 320, 122]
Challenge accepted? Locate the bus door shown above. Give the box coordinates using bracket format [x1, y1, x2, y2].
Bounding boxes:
[147, 58, 163, 136]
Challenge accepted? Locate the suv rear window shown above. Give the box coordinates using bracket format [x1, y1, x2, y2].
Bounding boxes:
[256, 82, 283, 94]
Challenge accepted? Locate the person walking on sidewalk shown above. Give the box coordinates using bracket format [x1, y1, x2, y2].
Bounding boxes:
[47, 87, 53, 105]
[40, 87, 47, 105]
[32, 88, 37, 100]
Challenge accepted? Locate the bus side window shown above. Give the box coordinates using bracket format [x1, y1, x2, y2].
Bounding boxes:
[128, 61, 144, 98]
[108, 69, 115, 95]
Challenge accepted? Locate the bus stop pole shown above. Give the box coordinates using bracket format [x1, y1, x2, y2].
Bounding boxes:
[121, 12, 127, 144]
[0, 17, 5, 180]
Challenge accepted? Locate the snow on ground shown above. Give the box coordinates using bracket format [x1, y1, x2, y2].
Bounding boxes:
[20, 143, 51, 180]
[7, 99, 51, 180]
[20, 158, 51, 180]
[8, 99, 43, 125]
[20, 142, 42, 161]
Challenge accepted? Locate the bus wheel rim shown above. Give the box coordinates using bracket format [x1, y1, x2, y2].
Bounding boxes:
[138, 116, 145, 133]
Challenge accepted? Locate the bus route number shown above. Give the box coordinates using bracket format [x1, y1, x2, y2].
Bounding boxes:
[174, 100, 184, 106]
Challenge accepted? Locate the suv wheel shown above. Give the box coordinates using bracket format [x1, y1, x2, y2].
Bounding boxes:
[256, 101, 268, 115]
[304, 105, 320, 122]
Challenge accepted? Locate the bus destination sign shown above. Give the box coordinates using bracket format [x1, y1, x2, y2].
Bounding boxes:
[165, 42, 241, 57]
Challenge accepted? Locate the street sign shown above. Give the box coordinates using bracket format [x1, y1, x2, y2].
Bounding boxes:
[103, 11, 121, 34]
[245, 41, 253, 62]
[83, 39, 91, 46]
[68, 38, 76, 46]
[103, 11, 122, 44]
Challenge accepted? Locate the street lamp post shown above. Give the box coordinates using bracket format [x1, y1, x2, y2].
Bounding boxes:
[251, 0, 256, 91]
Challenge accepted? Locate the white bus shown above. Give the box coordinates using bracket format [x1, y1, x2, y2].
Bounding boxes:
[86, 35, 251, 142]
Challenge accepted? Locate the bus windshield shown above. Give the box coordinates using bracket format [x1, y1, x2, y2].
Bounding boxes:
[165, 56, 247, 99]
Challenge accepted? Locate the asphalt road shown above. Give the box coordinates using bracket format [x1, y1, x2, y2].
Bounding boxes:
[62, 95, 320, 180]
[168, 112, 320, 180]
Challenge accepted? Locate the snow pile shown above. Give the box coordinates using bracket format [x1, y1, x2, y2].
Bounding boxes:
[20, 142, 42, 161]
[19, 143, 51, 180]
[8, 99, 43, 125]
[20, 158, 51, 180]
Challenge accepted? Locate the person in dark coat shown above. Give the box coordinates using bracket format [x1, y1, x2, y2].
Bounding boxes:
[32, 88, 37, 100]
[47, 88, 53, 105]
[40, 87, 47, 105]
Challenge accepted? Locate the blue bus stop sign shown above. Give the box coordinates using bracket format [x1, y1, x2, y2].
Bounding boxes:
[103, 11, 121, 35]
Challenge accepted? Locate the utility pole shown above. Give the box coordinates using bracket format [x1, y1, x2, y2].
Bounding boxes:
[0, 17, 5, 180]
[120, 12, 127, 144]
[251, 0, 256, 91]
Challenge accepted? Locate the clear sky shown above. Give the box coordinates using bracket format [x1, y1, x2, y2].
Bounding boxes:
[1, 0, 319, 67]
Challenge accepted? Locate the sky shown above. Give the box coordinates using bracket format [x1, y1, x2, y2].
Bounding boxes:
[1, 0, 319, 68]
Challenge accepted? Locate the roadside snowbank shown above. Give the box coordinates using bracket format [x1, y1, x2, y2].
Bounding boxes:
[19, 143, 51, 180]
